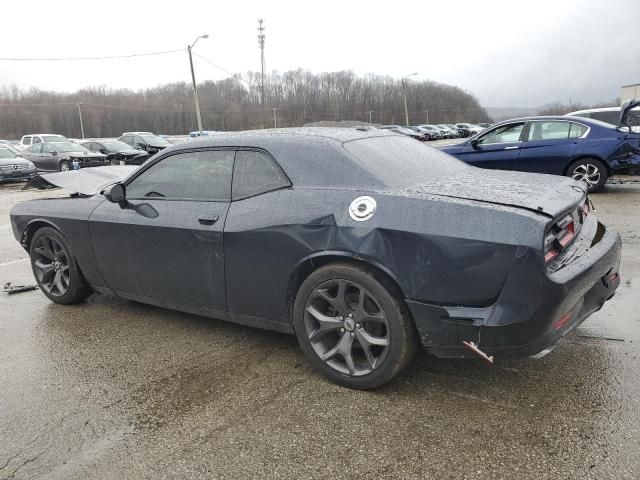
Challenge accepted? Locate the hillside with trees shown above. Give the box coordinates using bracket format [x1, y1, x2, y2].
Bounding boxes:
[0, 70, 491, 139]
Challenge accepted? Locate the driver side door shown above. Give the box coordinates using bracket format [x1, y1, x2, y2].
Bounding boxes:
[458, 122, 526, 170]
[89, 148, 235, 313]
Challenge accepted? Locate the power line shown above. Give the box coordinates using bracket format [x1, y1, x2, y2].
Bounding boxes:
[0, 49, 184, 62]
[191, 52, 251, 85]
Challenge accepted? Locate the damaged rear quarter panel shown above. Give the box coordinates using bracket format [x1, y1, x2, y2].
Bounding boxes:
[224, 188, 547, 324]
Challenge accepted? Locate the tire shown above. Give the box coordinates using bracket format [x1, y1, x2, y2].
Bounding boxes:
[29, 227, 92, 304]
[425, 134, 431, 141]
[566, 157, 608, 193]
[293, 263, 416, 389]
[59, 160, 70, 172]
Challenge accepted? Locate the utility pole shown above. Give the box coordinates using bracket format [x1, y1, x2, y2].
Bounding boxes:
[258, 19, 266, 129]
[402, 73, 418, 126]
[188, 34, 209, 136]
[367, 110, 373, 124]
[272, 107, 278, 128]
[425, 109, 429, 124]
[77, 103, 85, 139]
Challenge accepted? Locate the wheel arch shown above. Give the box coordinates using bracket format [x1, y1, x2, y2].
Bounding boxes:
[564, 155, 611, 177]
[21, 218, 62, 251]
[285, 251, 409, 324]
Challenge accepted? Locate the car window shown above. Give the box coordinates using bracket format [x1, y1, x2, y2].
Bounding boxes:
[22, 136, 31, 145]
[0, 147, 17, 159]
[527, 121, 571, 141]
[478, 123, 524, 144]
[41, 143, 53, 153]
[232, 150, 290, 200]
[30, 143, 42, 154]
[133, 136, 144, 146]
[591, 111, 618, 125]
[33, 137, 42, 144]
[120, 136, 132, 145]
[568, 123, 588, 138]
[126, 150, 234, 201]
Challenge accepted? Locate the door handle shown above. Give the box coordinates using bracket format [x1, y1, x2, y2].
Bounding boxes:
[504, 146, 519, 150]
[198, 215, 219, 225]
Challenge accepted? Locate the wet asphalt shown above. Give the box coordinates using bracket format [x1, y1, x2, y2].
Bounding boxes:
[0, 181, 639, 480]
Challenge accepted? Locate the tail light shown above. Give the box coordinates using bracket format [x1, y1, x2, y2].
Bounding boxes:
[579, 198, 590, 221]
[544, 214, 576, 264]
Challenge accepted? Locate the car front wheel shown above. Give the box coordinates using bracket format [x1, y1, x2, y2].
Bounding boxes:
[29, 227, 92, 304]
[567, 157, 608, 192]
[294, 263, 416, 389]
[59, 160, 70, 172]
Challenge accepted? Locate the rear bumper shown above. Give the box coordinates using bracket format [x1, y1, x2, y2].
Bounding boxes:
[407, 223, 622, 359]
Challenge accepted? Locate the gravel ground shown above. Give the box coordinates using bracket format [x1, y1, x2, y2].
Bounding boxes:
[1, 180, 639, 480]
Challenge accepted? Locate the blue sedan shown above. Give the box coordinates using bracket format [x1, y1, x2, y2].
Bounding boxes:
[439, 112, 640, 192]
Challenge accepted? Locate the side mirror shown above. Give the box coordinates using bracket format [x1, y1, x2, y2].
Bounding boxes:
[100, 149, 108, 154]
[135, 143, 145, 149]
[470, 139, 480, 149]
[50, 151, 57, 156]
[103, 183, 126, 204]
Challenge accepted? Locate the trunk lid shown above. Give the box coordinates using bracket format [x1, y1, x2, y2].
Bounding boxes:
[402, 168, 585, 219]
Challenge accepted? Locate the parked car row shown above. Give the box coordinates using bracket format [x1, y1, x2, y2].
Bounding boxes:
[380, 123, 488, 141]
[0, 131, 175, 174]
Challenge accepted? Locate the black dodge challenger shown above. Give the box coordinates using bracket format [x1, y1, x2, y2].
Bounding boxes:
[10, 128, 622, 389]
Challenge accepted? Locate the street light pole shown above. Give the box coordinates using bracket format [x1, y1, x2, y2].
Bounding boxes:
[188, 34, 209, 136]
[272, 108, 278, 128]
[402, 73, 418, 126]
[77, 103, 85, 139]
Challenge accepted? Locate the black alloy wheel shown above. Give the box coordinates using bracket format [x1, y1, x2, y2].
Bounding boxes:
[29, 227, 91, 304]
[294, 264, 416, 389]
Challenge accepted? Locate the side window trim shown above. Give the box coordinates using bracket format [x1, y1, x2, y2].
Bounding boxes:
[231, 147, 292, 202]
[124, 147, 236, 203]
[523, 120, 590, 142]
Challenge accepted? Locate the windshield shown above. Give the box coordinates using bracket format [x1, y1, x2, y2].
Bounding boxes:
[140, 135, 171, 146]
[343, 136, 468, 187]
[0, 147, 17, 159]
[42, 135, 68, 142]
[102, 140, 134, 150]
[50, 142, 90, 153]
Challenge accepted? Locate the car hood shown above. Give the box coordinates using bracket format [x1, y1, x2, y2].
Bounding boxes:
[398, 167, 585, 219]
[0, 156, 33, 167]
[111, 148, 148, 156]
[62, 151, 107, 158]
[27, 165, 138, 195]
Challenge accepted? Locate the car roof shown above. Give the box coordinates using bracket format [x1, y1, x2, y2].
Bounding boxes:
[490, 115, 612, 124]
[157, 127, 406, 190]
[22, 133, 66, 137]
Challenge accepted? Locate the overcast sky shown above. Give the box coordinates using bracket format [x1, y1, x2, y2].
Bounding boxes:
[0, 0, 638, 108]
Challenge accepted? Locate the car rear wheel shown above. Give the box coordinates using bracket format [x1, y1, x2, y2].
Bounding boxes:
[29, 227, 92, 304]
[293, 263, 416, 389]
[567, 158, 608, 192]
[59, 160, 70, 172]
